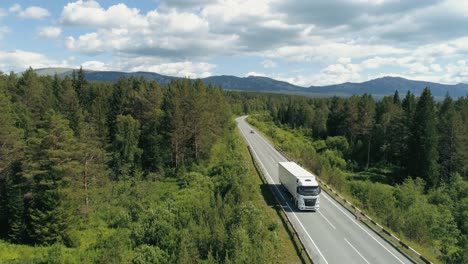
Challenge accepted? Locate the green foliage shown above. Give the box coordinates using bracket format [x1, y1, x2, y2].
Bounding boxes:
[410, 88, 439, 187]
[1, 71, 295, 264]
[248, 106, 468, 263]
[111, 114, 142, 179]
[0, 90, 24, 175]
[131, 245, 170, 264]
[22, 112, 81, 245]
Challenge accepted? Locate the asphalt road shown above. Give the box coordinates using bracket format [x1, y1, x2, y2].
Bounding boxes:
[236, 116, 413, 264]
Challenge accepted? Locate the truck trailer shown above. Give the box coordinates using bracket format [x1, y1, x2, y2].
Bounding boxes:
[278, 162, 321, 211]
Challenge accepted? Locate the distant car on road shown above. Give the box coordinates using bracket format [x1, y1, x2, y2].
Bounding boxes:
[250, 129, 255, 134]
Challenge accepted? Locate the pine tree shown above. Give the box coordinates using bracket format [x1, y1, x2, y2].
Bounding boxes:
[72, 67, 88, 108]
[410, 88, 439, 187]
[327, 96, 346, 136]
[18, 68, 53, 125]
[23, 112, 80, 244]
[397, 91, 416, 176]
[0, 89, 25, 242]
[111, 114, 142, 180]
[393, 90, 401, 105]
[0, 90, 24, 174]
[58, 76, 83, 136]
[438, 95, 463, 183]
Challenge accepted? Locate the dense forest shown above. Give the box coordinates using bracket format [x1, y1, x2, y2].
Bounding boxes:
[2, 67, 467, 263]
[228, 90, 468, 262]
[0, 68, 299, 263]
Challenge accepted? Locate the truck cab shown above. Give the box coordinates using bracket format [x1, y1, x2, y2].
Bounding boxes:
[296, 178, 321, 210]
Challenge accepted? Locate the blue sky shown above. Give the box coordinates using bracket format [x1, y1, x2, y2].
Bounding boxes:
[0, 0, 467, 86]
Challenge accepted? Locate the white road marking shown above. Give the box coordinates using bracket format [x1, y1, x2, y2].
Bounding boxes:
[238, 125, 329, 264]
[345, 238, 371, 264]
[239, 117, 408, 264]
[322, 194, 405, 264]
[319, 211, 336, 230]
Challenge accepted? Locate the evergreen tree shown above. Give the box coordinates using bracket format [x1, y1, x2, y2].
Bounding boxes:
[58, 77, 83, 136]
[397, 91, 416, 175]
[438, 95, 463, 183]
[0, 165, 26, 243]
[0, 90, 24, 175]
[327, 96, 346, 136]
[0, 89, 25, 242]
[72, 67, 88, 108]
[410, 88, 439, 187]
[375, 96, 402, 164]
[18, 68, 53, 125]
[393, 90, 401, 105]
[23, 112, 80, 245]
[111, 114, 142, 180]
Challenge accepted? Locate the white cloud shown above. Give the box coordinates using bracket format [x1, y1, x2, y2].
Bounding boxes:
[129, 61, 216, 78]
[0, 50, 68, 72]
[18, 6, 50, 19]
[81, 60, 112, 71]
[246, 71, 266, 77]
[9, 4, 21, 13]
[202, 0, 274, 23]
[265, 42, 408, 63]
[75, 57, 217, 78]
[52, 0, 468, 85]
[66, 33, 106, 54]
[61, 1, 147, 28]
[261, 60, 277, 68]
[61, 1, 234, 58]
[38, 26, 61, 38]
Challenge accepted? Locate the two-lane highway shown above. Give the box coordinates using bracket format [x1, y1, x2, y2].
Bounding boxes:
[237, 116, 412, 264]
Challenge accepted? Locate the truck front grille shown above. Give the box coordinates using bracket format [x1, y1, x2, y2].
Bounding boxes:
[304, 198, 316, 207]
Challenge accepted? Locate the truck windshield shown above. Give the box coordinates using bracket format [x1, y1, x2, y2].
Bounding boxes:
[297, 186, 320, 196]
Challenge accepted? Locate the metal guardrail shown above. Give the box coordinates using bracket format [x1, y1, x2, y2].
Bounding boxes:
[247, 145, 314, 264]
[274, 147, 433, 264]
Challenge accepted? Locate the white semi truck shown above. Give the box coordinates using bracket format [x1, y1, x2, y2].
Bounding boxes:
[278, 162, 321, 211]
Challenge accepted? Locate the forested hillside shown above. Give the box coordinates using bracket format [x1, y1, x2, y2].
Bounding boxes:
[0, 68, 299, 263]
[228, 90, 468, 262]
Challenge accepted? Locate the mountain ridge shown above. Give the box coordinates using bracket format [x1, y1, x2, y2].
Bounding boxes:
[34, 67, 468, 98]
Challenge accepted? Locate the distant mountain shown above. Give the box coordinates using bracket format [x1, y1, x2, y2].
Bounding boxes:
[309, 77, 468, 98]
[34, 68, 468, 98]
[35, 67, 76, 76]
[203, 75, 303, 92]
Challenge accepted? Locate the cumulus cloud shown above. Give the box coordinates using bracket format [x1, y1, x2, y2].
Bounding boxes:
[81, 60, 112, 71]
[78, 58, 216, 78]
[66, 33, 106, 54]
[17, 6, 50, 19]
[129, 61, 216, 78]
[38, 26, 61, 38]
[61, 1, 147, 28]
[0, 50, 68, 72]
[9, 4, 21, 13]
[52, 0, 468, 85]
[158, 0, 217, 11]
[264, 42, 408, 63]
